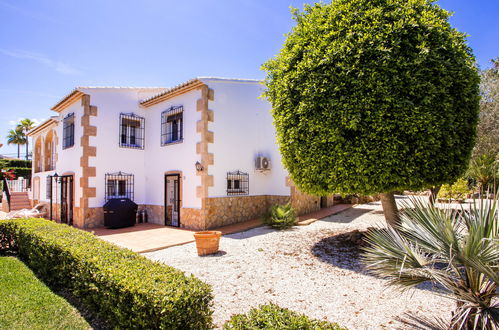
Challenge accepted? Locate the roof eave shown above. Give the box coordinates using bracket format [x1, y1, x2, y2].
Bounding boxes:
[27, 118, 58, 137]
[140, 79, 205, 108]
[51, 89, 85, 112]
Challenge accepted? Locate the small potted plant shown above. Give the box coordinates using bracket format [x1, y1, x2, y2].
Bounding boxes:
[193, 231, 222, 256]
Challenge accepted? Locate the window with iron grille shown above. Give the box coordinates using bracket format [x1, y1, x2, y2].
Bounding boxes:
[119, 113, 145, 149]
[62, 113, 75, 149]
[46, 175, 52, 199]
[161, 105, 183, 145]
[226, 170, 249, 195]
[105, 172, 134, 201]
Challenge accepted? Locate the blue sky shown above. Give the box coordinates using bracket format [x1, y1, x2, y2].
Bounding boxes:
[0, 0, 498, 157]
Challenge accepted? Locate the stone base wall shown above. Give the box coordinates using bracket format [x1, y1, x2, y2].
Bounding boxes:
[289, 188, 321, 216]
[141, 204, 164, 225]
[204, 195, 289, 229]
[181, 207, 204, 230]
[73, 207, 104, 228]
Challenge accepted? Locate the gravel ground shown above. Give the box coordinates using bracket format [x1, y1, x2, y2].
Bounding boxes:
[145, 200, 453, 329]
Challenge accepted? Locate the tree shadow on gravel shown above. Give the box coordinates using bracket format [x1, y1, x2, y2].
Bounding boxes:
[311, 229, 448, 294]
[319, 207, 376, 224]
[311, 229, 368, 272]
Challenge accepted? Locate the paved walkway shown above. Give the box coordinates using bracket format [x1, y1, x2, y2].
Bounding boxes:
[89, 204, 352, 253]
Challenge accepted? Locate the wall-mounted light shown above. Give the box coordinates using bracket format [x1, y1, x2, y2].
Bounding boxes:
[195, 161, 204, 172]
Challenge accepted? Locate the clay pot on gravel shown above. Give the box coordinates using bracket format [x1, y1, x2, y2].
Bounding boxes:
[194, 231, 222, 256]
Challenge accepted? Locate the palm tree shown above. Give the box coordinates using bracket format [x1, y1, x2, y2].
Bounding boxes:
[362, 198, 498, 329]
[467, 153, 498, 193]
[16, 118, 36, 160]
[6, 128, 26, 159]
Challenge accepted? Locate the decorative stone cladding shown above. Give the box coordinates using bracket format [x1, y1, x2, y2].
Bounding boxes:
[180, 207, 204, 229]
[203, 195, 289, 229]
[196, 85, 215, 204]
[77, 94, 99, 228]
[142, 204, 164, 225]
[286, 177, 321, 215]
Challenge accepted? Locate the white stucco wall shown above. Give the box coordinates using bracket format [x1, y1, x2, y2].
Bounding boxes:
[202, 78, 290, 198]
[30, 80, 292, 218]
[143, 89, 202, 209]
[80, 88, 164, 208]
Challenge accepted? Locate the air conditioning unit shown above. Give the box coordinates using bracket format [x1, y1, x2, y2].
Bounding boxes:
[255, 156, 271, 171]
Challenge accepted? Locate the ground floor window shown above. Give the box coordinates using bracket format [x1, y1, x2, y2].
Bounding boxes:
[227, 170, 249, 195]
[105, 172, 134, 201]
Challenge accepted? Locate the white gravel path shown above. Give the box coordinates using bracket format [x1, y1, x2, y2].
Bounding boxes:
[145, 201, 454, 329]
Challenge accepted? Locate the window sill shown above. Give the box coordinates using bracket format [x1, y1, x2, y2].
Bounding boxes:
[161, 139, 183, 147]
[62, 145, 74, 150]
[119, 144, 144, 149]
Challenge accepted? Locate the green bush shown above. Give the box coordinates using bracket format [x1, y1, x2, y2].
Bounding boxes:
[0, 159, 32, 168]
[0, 218, 213, 329]
[438, 178, 471, 201]
[263, 204, 297, 229]
[224, 303, 345, 330]
[4, 167, 31, 179]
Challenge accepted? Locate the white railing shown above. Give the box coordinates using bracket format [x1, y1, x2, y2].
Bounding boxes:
[6, 178, 30, 193]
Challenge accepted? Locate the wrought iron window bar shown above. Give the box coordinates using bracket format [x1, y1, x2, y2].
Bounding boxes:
[119, 113, 145, 149]
[105, 172, 134, 201]
[227, 170, 249, 195]
[161, 105, 183, 146]
[62, 113, 75, 149]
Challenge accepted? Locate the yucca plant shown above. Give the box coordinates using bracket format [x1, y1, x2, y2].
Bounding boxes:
[263, 204, 297, 229]
[362, 197, 498, 329]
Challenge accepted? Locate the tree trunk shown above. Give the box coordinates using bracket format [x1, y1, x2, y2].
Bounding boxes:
[380, 192, 400, 227]
[429, 185, 441, 206]
[17, 144, 20, 159]
[25, 139, 29, 160]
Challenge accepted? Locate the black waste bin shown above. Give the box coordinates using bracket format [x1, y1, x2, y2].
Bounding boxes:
[103, 198, 138, 228]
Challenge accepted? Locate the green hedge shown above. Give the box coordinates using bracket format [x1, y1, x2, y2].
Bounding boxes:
[0, 159, 32, 168]
[0, 218, 213, 329]
[224, 304, 345, 330]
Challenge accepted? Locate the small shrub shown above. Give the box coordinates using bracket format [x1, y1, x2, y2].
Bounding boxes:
[263, 204, 297, 229]
[224, 303, 345, 330]
[0, 218, 213, 329]
[438, 178, 471, 201]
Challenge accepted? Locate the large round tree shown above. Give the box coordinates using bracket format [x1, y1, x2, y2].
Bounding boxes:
[262, 0, 480, 226]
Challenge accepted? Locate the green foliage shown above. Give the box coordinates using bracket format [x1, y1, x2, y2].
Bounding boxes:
[0, 159, 32, 168]
[0, 256, 90, 329]
[362, 198, 498, 329]
[474, 59, 499, 158]
[3, 167, 31, 179]
[263, 204, 297, 229]
[467, 153, 498, 192]
[0, 218, 213, 329]
[223, 303, 345, 330]
[262, 0, 480, 196]
[438, 177, 471, 201]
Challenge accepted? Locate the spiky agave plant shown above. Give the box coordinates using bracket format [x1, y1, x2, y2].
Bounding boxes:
[362, 197, 498, 329]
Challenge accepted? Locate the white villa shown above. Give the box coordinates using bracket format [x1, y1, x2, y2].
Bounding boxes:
[28, 77, 337, 229]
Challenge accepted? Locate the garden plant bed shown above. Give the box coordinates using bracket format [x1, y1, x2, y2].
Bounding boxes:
[0, 256, 90, 329]
[146, 200, 454, 329]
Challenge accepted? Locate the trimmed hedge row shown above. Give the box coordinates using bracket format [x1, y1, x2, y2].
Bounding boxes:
[0, 159, 31, 168]
[224, 304, 345, 329]
[0, 218, 213, 329]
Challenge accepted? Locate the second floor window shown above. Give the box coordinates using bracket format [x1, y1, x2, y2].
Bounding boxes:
[62, 113, 75, 149]
[161, 105, 183, 145]
[119, 113, 145, 149]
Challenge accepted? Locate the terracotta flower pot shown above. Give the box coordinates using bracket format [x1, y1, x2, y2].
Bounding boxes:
[193, 231, 222, 256]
